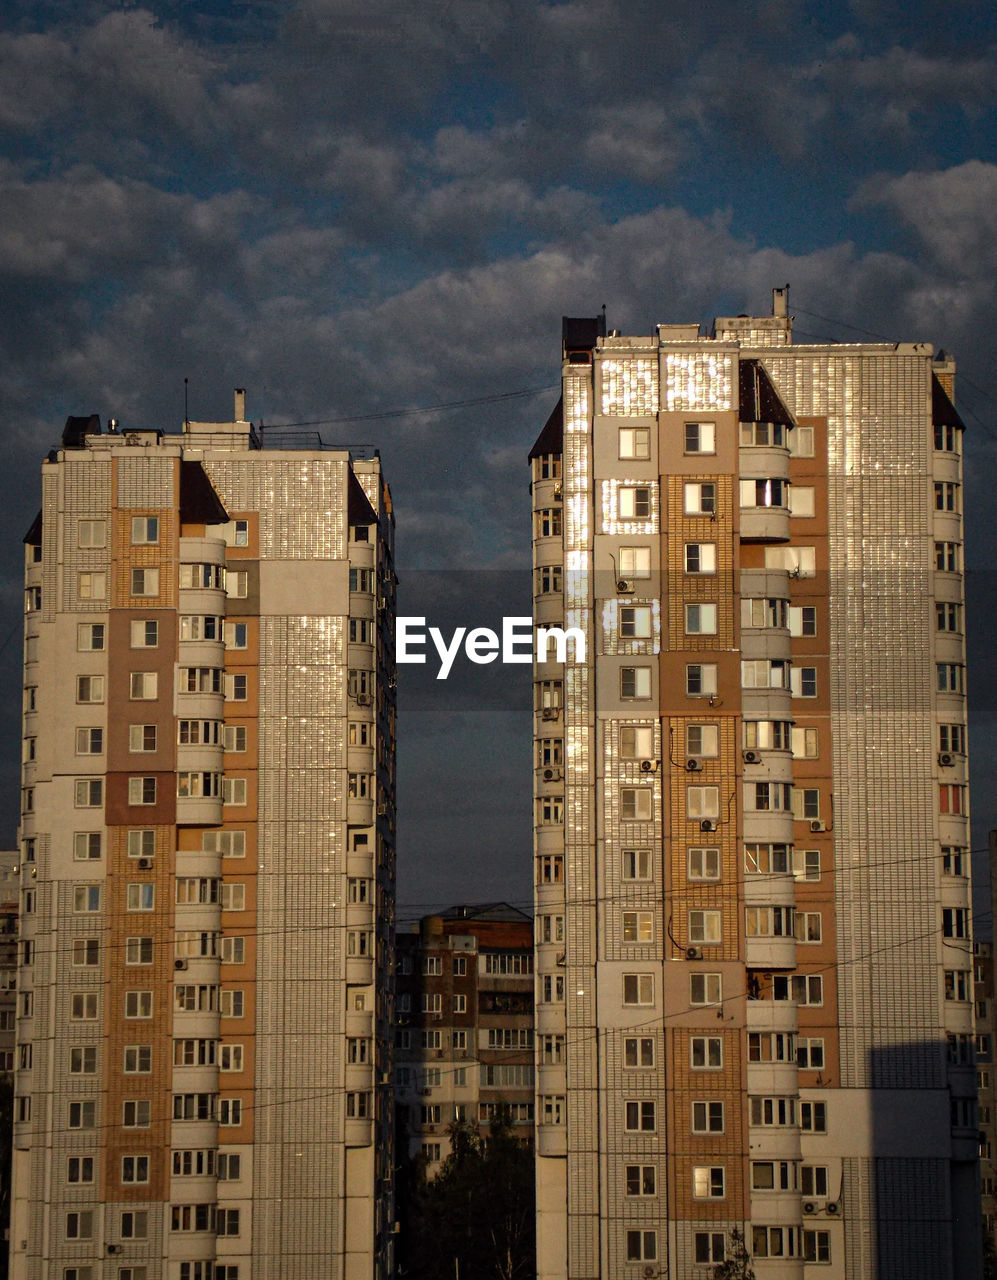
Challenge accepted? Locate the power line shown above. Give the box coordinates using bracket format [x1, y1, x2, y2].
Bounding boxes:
[273, 384, 558, 430]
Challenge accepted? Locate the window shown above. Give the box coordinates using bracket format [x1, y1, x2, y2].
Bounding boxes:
[173, 1094, 217, 1122]
[124, 1045, 152, 1073]
[624, 1036, 655, 1068]
[71, 993, 99, 1020]
[217, 1208, 241, 1236]
[122, 1155, 150, 1184]
[221, 937, 245, 964]
[227, 570, 248, 597]
[622, 848, 652, 880]
[622, 911, 653, 944]
[685, 663, 717, 697]
[129, 724, 157, 753]
[624, 1100, 656, 1131]
[684, 602, 717, 634]
[742, 596, 789, 629]
[690, 1036, 723, 1069]
[345, 1092, 370, 1120]
[536, 565, 562, 594]
[171, 1203, 216, 1231]
[66, 1211, 94, 1241]
[789, 604, 817, 637]
[773, 974, 823, 1005]
[76, 674, 104, 703]
[623, 973, 654, 1005]
[943, 907, 970, 938]
[127, 829, 156, 858]
[541, 975, 565, 1003]
[803, 1230, 831, 1264]
[625, 1165, 656, 1196]
[935, 423, 961, 452]
[685, 421, 715, 453]
[621, 787, 653, 821]
[618, 486, 651, 519]
[224, 725, 248, 752]
[687, 846, 720, 880]
[690, 972, 722, 1005]
[619, 605, 652, 638]
[794, 849, 821, 881]
[181, 667, 223, 694]
[800, 1100, 827, 1132]
[68, 1156, 95, 1184]
[129, 619, 159, 649]
[74, 884, 101, 912]
[540, 1095, 565, 1125]
[686, 723, 719, 758]
[939, 724, 966, 754]
[69, 1046, 97, 1074]
[222, 778, 247, 806]
[692, 1165, 725, 1198]
[800, 1164, 829, 1196]
[179, 615, 220, 641]
[536, 507, 562, 538]
[78, 572, 106, 600]
[619, 545, 651, 578]
[128, 776, 157, 806]
[619, 427, 651, 459]
[789, 485, 815, 517]
[72, 938, 99, 967]
[77, 623, 105, 651]
[684, 542, 716, 573]
[225, 622, 249, 649]
[131, 516, 159, 544]
[937, 663, 965, 693]
[750, 1095, 796, 1126]
[74, 779, 103, 808]
[219, 1097, 242, 1125]
[684, 481, 716, 515]
[746, 905, 795, 937]
[69, 1100, 97, 1128]
[945, 970, 972, 1001]
[176, 877, 219, 905]
[125, 990, 153, 1019]
[691, 1100, 724, 1132]
[942, 846, 968, 876]
[130, 671, 157, 700]
[695, 1233, 727, 1265]
[130, 567, 160, 596]
[226, 673, 248, 701]
[126, 883, 155, 911]
[936, 540, 960, 571]
[937, 601, 962, 633]
[935, 481, 959, 511]
[741, 658, 789, 689]
[939, 784, 966, 815]
[791, 787, 820, 820]
[749, 1032, 796, 1063]
[620, 726, 653, 758]
[221, 883, 246, 910]
[752, 1160, 796, 1191]
[78, 519, 106, 548]
[687, 786, 719, 819]
[73, 832, 102, 861]
[537, 854, 563, 883]
[217, 1152, 241, 1181]
[792, 726, 819, 758]
[621, 666, 652, 699]
[688, 910, 721, 944]
[740, 477, 788, 507]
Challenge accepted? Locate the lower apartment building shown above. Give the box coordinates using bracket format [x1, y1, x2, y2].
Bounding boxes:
[12, 398, 396, 1280]
[395, 905, 534, 1174]
[531, 297, 980, 1279]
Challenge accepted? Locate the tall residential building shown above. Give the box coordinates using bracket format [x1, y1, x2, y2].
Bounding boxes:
[977, 832, 997, 1264]
[530, 296, 979, 1280]
[13, 397, 396, 1280]
[394, 904, 534, 1175]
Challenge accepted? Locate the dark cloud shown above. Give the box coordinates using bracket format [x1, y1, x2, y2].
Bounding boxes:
[0, 0, 995, 904]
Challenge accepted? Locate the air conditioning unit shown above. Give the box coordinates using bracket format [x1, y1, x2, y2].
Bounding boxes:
[685, 758, 702, 772]
[355, 692, 372, 706]
[810, 820, 827, 833]
[542, 767, 563, 782]
[174, 958, 188, 971]
[938, 752, 955, 767]
[826, 1201, 840, 1216]
[420, 1088, 433, 1097]
[803, 1201, 817, 1215]
[700, 819, 717, 833]
[685, 946, 703, 960]
[138, 858, 153, 870]
[643, 1267, 656, 1280]
[617, 578, 635, 594]
[552, 483, 562, 500]
[742, 749, 760, 764]
[377, 803, 389, 817]
[541, 708, 560, 721]
[640, 760, 658, 773]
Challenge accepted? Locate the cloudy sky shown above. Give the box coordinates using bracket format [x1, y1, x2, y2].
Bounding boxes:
[1, 0, 996, 918]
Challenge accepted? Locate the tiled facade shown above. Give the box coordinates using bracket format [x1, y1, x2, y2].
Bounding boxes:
[12, 399, 396, 1280]
[531, 297, 980, 1279]
[395, 905, 533, 1174]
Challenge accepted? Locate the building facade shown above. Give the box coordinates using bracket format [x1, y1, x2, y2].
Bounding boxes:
[395, 904, 533, 1175]
[977, 832, 997, 1271]
[12, 397, 396, 1280]
[530, 296, 979, 1279]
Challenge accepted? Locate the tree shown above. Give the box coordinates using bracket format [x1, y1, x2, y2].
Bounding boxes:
[395, 1112, 535, 1280]
[713, 1227, 756, 1280]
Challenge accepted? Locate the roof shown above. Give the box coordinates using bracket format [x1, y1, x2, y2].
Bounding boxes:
[441, 903, 532, 924]
[932, 374, 966, 432]
[347, 467, 378, 524]
[23, 510, 42, 546]
[528, 397, 563, 461]
[739, 358, 797, 427]
[179, 461, 229, 525]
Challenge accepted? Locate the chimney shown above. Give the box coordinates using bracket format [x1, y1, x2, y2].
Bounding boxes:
[234, 388, 246, 422]
[772, 286, 789, 318]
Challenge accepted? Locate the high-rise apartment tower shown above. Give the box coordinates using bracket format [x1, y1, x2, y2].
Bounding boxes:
[530, 294, 979, 1279]
[13, 397, 396, 1280]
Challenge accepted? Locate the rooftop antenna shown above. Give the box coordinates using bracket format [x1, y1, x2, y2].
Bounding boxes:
[184, 377, 189, 428]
